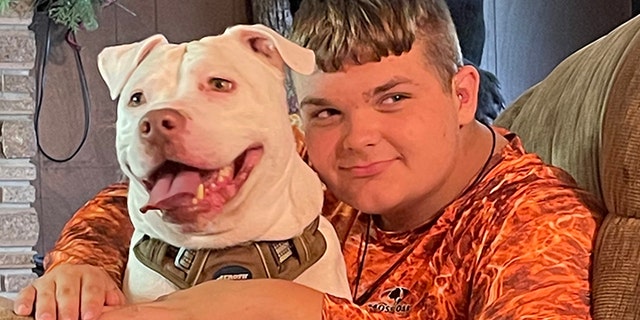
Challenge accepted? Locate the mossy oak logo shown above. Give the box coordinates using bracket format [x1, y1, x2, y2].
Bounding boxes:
[367, 287, 413, 315]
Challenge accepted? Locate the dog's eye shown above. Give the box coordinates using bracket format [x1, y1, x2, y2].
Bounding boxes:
[208, 78, 233, 92]
[129, 92, 146, 107]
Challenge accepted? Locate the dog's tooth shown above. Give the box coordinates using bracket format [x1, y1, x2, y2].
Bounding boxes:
[218, 165, 233, 180]
[191, 197, 198, 205]
[196, 183, 204, 200]
[222, 165, 233, 176]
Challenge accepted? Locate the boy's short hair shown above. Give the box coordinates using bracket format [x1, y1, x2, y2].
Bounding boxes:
[290, 0, 464, 89]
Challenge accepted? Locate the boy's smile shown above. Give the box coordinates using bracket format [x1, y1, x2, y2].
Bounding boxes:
[338, 158, 399, 178]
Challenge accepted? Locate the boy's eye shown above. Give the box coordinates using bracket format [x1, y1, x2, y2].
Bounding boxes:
[381, 94, 407, 104]
[315, 108, 340, 119]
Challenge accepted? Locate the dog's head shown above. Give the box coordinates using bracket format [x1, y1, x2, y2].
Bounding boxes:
[98, 25, 317, 236]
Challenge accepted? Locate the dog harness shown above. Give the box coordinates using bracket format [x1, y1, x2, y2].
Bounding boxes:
[132, 217, 326, 289]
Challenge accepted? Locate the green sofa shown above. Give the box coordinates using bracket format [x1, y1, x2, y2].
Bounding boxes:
[495, 14, 640, 320]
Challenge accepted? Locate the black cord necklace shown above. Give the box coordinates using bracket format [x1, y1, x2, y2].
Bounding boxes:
[352, 216, 372, 302]
[351, 123, 497, 304]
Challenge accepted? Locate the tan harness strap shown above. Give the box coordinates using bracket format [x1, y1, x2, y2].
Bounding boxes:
[133, 217, 326, 289]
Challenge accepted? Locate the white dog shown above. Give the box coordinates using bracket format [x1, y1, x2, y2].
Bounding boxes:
[97, 24, 351, 303]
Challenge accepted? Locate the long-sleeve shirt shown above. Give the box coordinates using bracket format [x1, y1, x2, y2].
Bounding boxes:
[45, 126, 602, 319]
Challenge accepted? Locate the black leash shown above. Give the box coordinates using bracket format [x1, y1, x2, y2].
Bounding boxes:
[34, 15, 91, 163]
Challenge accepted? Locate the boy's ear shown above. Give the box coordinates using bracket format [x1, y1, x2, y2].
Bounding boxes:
[452, 65, 480, 126]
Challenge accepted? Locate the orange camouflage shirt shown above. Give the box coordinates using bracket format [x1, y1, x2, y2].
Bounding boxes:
[46, 126, 602, 319]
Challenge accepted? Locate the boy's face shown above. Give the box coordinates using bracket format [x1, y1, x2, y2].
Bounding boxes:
[295, 41, 477, 223]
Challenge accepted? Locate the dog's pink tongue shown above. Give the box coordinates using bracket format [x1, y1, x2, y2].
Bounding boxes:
[141, 170, 201, 212]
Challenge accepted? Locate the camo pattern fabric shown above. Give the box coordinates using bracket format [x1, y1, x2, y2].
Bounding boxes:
[45, 183, 132, 287]
[321, 128, 602, 319]
[45, 126, 602, 319]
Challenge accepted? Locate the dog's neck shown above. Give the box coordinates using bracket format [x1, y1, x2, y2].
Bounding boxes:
[127, 145, 323, 249]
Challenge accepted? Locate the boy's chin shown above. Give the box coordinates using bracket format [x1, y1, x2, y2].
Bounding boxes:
[346, 195, 400, 216]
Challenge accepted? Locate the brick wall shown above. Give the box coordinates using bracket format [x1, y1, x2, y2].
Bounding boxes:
[0, 3, 38, 298]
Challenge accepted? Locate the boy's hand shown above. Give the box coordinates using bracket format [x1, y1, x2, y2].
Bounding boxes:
[13, 264, 125, 320]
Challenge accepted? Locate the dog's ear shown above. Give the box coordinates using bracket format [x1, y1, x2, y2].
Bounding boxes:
[97, 34, 168, 100]
[225, 24, 316, 75]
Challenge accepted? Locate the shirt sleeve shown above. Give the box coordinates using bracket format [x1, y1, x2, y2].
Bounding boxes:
[469, 186, 601, 319]
[44, 182, 132, 288]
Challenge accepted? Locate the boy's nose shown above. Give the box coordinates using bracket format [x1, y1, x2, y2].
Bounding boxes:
[341, 113, 382, 150]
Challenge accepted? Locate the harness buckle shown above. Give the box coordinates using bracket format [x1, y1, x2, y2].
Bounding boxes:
[174, 247, 196, 271]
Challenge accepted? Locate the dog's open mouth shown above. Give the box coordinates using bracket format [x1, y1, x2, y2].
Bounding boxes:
[139, 146, 264, 219]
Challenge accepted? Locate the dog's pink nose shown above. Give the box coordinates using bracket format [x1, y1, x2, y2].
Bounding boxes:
[139, 109, 186, 142]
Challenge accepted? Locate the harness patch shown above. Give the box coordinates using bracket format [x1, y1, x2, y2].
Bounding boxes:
[213, 265, 253, 280]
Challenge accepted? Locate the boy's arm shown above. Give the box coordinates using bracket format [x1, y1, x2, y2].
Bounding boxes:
[14, 182, 132, 320]
[44, 182, 132, 287]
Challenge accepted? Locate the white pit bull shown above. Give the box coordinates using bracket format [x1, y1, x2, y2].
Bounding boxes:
[97, 24, 351, 303]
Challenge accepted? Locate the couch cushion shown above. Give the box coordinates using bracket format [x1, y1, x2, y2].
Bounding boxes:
[494, 15, 640, 205]
[600, 27, 640, 218]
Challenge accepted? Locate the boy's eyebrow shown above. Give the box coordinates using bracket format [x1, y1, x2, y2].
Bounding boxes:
[364, 77, 414, 101]
[300, 97, 333, 109]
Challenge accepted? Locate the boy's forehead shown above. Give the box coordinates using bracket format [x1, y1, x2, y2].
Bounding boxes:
[293, 50, 430, 89]
[294, 66, 428, 109]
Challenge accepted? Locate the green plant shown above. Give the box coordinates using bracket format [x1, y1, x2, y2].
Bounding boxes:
[0, 0, 19, 13]
[49, 0, 107, 31]
[0, 0, 108, 32]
